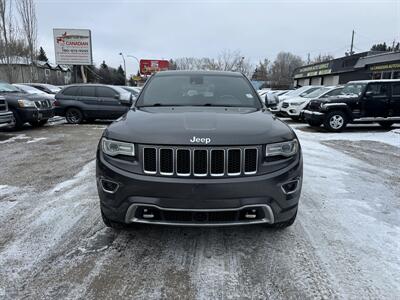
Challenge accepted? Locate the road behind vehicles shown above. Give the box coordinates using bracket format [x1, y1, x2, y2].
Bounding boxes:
[0, 82, 54, 129]
[97, 70, 302, 229]
[54, 84, 132, 124]
[0, 95, 14, 128]
[280, 86, 343, 121]
[303, 79, 400, 131]
[270, 85, 322, 115]
[25, 83, 61, 95]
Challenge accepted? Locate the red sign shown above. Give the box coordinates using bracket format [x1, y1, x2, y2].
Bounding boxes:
[140, 59, 169, 75]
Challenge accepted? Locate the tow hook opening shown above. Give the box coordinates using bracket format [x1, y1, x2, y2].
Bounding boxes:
[281, 178, 300, 195]
[100, 178, 119, 194]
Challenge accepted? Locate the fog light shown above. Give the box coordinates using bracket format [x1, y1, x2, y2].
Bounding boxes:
[244, 209, 257, 219]
[142, 208, 155, 219]
[281, 179, 300, 194]
[100, 178, 119, 194]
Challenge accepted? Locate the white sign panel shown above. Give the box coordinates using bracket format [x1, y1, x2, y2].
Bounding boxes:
[53, 28, 93, 65]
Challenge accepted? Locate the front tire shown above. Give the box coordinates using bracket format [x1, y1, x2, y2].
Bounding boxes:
[29, 120, 48, 127]
[266, 210, 297, 229]
[101, 210, 126, 229]
[65, 108, 84, 124]
[307, 120, 322, 127]
[324, 110, 348, 132]
[10, 109, 24, 130]
[378, 121, 394, 129]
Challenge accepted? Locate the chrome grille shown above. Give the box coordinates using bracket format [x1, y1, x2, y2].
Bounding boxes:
[142, 146, 258, 177]
[34, 100, 52, 109]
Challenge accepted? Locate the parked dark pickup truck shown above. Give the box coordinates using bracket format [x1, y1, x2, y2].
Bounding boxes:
[0, 81, 54, 130]
[303, 80, 400, 131]
[0, 96, 14, 128]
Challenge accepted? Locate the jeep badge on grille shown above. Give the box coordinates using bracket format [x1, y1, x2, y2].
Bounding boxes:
[190, 136, 211, 144]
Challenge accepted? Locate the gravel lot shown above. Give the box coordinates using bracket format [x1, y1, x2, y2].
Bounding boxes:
[0, 119, 399, 299]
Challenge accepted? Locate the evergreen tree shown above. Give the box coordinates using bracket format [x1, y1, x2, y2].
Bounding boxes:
[37, 46, 48, 62]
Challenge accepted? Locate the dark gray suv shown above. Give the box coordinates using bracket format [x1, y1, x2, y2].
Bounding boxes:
[54, 84, 132, 123]
[96, 71, 302, 229]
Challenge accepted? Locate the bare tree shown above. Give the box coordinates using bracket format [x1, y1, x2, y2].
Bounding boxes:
[0, 0, 17, 81]
[173, 50, 254, 77]
[269, 52, 304, 88]
[17, 0, 37, 79]
[311, 53, 334, 64]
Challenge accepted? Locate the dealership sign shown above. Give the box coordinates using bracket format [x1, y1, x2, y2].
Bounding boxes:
[140, 59, 169, 75]
[53, 29, 93, 65]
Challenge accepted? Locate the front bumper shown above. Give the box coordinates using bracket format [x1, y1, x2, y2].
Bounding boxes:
[96, 150, 303, 227]
[302, 110, 325, 122]
[0, 111, 14, 128]
[19, 108, 55, 122]
[280, 105, 303, 117]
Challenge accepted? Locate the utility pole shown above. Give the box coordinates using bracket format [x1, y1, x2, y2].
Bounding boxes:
[350, 30, 355, 55]
[392, 39, 396, 51]
[119, 52, 127, 86]
[307, 53, 310, 64]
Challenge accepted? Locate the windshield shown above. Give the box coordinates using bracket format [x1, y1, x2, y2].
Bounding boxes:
[341, 83, 367, 96]
[14, 84, 45, 94]
[283, 86, 312, 97]
[303, 87, 330, 98]
[137, 74, 261, 108]
[0, 82, 21, 93]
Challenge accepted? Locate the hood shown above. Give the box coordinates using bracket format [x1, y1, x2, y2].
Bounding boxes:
[105, 106, 296, 146]
[321, 94, 358, 103]
[285, 96, 307, 104]
[0, 92, 50, 101]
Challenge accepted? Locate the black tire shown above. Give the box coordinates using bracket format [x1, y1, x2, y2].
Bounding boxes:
[101, 210, 126, 229]
[323, 110, 348, 132]
[290, 116, 301, 121]
[378, 121, 394, 129]
[29, 120, 48, 127]
[65, 107, 84, 124]
[266, 210, 297, 229]
[10, 109, 24, 130]
[307, 120, 322, 127]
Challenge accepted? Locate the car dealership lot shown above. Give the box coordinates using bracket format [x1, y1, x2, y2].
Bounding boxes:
[0, 120, 399, 299]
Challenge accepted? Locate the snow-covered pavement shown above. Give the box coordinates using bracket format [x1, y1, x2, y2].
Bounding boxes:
[0, 120, 399, 299]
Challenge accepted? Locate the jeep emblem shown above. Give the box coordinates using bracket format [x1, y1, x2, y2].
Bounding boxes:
[190, 136, 211, 144]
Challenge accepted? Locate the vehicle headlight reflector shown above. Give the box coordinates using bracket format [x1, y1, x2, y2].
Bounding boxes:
[102, 138, 135, 157]
[266, 140, 298, 157]
[18, 99, 36, 108]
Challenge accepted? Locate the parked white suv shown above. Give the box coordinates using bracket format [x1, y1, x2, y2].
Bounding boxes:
[270, 85, 322, 114]
[280, 86, 344, 120]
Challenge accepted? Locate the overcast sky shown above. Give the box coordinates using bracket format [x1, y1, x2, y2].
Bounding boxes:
[36, 0, 399, 75]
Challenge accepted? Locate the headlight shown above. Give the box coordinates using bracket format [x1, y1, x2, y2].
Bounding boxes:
[290, 101, 306, 106]
[102, 138, 135, 157]
[266, 140, 298, 157]
[18, 99, 36, 108]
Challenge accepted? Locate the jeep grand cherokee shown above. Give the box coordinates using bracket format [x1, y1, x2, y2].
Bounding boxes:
[96, 71, 303, 228]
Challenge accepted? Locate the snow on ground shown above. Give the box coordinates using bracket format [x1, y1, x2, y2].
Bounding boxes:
[26, 137, 47, 144]
[0, 122, 399, 299]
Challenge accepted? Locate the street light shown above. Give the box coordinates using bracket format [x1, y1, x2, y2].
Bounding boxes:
[119, 52, 127, 86]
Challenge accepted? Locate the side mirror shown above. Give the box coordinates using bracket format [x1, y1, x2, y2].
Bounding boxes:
[264, 94, 278, 108]
[119, 94, 136, 106]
